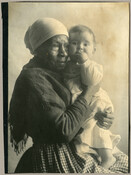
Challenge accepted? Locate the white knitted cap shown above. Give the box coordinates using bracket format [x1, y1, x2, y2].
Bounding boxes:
[24, 18, 68, 54]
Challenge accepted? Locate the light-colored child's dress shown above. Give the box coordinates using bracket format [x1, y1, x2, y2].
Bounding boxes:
[64, 59, 121, 155]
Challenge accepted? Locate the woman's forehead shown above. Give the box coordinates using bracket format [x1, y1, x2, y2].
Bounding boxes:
[51, 35, 69, 43]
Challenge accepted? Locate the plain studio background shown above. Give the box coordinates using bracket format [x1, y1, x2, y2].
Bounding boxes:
[8, 2, 129, 173]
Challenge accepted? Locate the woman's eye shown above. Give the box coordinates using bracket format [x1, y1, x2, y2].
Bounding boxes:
[71, 41, 77, 45]
[51, 43, 59, 50]
[52, 43, 59, 48]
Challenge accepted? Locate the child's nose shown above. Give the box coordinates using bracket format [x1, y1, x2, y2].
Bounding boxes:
[77, 43, 84, 51]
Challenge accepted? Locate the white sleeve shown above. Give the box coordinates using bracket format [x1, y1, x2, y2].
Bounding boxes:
[90, 88, 114, 113]
[80, 59, 103, 86]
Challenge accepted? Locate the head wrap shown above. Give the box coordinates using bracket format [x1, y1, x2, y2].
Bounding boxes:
[24, 18, 69, 54]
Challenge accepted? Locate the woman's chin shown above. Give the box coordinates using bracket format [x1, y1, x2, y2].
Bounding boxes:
[56, 63, 66, 70]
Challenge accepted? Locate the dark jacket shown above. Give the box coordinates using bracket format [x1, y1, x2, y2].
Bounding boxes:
[9, 56, 92, 149]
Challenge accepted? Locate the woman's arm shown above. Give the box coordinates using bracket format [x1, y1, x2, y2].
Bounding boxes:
[26, 81, 100, 143]
[54, 85, 100, 142]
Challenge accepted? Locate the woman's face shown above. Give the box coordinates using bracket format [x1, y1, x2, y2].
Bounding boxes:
[47, 35, 69, 71]
[37, 35, 69, 71]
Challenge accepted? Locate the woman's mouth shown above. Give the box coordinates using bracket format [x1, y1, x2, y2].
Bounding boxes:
[57, 62, 66, 65]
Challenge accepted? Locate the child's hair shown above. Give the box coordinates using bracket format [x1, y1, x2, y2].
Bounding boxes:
[69, 25, 96, 44]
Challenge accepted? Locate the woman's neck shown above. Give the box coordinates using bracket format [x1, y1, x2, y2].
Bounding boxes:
[35, 55, 63, 73]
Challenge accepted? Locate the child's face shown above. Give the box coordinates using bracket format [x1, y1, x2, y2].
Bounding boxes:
[69, 31, 95, 63]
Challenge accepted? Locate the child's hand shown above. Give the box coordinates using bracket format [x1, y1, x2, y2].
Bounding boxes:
[76, 52, 88, 64]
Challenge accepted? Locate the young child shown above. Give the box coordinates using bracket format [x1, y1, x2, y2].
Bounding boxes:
[63, 25, 121, 169]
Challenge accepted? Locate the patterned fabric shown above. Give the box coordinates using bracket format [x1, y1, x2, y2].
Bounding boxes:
[15, 143, 129, 173]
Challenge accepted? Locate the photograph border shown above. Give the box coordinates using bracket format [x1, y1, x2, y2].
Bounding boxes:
[0, 0, 130, 174]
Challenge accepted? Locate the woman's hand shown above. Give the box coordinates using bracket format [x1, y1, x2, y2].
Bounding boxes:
[94, 111, 114, 129]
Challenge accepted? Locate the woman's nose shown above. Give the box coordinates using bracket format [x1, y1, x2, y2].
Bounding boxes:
[59, 45, 68, 57]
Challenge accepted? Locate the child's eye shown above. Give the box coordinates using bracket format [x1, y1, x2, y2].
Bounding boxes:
[84, 43, 89, 46]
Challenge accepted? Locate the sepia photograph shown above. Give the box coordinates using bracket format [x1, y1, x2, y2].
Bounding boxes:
[1, 1, 130, 174]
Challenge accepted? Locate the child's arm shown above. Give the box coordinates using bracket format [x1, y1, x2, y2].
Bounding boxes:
[80, 59, 103, 86]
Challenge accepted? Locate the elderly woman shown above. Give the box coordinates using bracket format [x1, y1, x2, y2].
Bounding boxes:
[9, 18, 128, 173]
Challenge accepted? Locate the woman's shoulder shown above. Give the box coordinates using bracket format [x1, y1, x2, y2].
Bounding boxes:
[19, 67, 49, 86]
